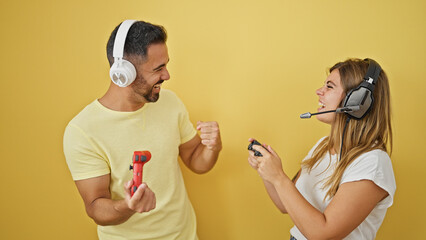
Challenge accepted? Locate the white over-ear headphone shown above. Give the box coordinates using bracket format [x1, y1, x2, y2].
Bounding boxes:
[109, 20, 137, 87]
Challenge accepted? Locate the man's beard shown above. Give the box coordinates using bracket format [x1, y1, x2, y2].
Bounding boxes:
[143, 88, 160, 102]
[132, 77, 163, 103]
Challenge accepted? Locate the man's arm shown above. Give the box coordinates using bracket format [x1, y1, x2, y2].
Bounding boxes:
[74, 174, 156, 226]
[179, 121, 222, 174]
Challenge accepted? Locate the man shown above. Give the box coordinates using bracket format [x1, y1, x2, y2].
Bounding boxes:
[63, 20, 222, 240]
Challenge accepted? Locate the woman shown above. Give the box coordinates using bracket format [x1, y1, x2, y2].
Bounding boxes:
[248, 58, 396, 240]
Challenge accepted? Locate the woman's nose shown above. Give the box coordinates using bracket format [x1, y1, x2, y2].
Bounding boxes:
[316, 86, 324, 96]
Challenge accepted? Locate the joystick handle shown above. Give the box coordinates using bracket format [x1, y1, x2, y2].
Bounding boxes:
[248, 139, 268, 157]
[130, 151, 151, 196]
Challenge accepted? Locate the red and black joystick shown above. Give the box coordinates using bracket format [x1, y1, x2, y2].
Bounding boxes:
[129, 151, 151, 196]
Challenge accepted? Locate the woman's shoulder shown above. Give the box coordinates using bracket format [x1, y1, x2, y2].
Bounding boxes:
[342, 149, 395, 187]
[349, 149, 392, 170]
[343, 149, 396, 208]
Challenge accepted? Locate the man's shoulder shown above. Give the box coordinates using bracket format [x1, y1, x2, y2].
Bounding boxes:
[67, 100, 99, 128]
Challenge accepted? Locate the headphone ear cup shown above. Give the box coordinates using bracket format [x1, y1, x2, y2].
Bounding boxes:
[343, 86, 373, 120]
[109, 59, 137, 87]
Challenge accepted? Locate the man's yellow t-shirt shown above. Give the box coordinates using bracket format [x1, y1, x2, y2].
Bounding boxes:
[63, 89, 198, 240]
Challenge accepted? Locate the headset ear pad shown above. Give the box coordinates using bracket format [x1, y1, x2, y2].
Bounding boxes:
[342, 81, 374, 120]
[109, 59, 137, 87]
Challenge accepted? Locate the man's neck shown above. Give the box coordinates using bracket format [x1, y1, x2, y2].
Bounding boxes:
[98, 84, 146, 112]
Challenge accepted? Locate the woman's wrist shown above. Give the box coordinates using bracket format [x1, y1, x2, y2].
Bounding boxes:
[271, 172, 291, 188]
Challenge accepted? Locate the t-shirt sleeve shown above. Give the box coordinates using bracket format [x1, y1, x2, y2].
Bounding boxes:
[175, 95, 197, 144]
[341, 150, 396, 209]
[63, 124, 110, 181]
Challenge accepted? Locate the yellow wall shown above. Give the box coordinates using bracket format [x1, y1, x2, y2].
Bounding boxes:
[1, 0, 425, 239]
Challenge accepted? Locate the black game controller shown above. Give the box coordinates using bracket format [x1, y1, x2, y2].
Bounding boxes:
[248, 139, 267, 157]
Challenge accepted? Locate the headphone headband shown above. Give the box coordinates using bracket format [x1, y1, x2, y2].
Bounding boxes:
[363, 58, 382, 85]
[113, 20, 137, 59]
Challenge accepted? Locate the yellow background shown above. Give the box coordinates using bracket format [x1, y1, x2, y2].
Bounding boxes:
[1, 0, 425, 239]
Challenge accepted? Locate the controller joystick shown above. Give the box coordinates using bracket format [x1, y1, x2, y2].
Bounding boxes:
[248, 139, 268, 157]
[129, 151, 151, 196]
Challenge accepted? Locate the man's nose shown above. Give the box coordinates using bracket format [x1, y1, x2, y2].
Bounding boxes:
[162, 68, 170, 80]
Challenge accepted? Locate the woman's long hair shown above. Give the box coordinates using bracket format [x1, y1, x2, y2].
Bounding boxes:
[301, 58, 392, 200]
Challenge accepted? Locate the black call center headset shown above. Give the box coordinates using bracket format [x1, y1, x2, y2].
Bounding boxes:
[338, 58, 382, 160]
[109, 20, 137, 87]
[300, 58, 382, 160]
[342, 58, 382, 120]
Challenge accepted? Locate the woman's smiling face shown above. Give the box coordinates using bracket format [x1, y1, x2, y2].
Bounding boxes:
[315, 68, 346, 124]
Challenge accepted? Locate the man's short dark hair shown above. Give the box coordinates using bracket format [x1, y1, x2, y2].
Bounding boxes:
[106, 21, 167, 66]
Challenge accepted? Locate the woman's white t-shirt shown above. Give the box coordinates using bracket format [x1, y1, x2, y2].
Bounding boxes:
[290, 137, 396, 240]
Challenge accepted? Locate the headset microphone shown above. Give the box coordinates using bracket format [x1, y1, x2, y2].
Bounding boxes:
[300, 105, 360, 119]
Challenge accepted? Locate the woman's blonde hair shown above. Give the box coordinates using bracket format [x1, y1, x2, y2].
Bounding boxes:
[301, 58, 392, 200]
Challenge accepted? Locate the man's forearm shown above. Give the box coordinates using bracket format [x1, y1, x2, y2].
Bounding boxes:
[189, 143, 220, 174]
[87, 198, 135, 226]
